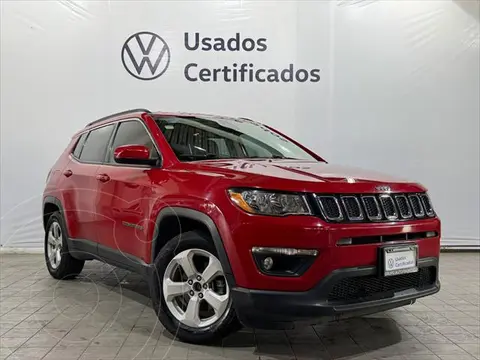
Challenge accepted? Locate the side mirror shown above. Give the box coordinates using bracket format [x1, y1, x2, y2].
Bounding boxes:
[113, 145, 157, 166]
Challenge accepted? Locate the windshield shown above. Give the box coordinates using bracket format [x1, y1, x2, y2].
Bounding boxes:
[154, 116, 318, 162]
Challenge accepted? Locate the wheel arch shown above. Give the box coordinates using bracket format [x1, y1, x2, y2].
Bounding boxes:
[152, 207, 234, 284]
[43, 196, 64, 231]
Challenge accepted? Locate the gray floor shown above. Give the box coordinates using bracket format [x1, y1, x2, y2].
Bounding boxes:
[0, 253, 478, 360]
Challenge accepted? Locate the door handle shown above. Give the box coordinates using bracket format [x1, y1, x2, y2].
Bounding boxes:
[96, 173, 110, 182]
[63, 169, 73, 177]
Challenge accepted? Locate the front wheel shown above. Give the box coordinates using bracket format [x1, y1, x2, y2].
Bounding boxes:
[150, 231, 240, 344]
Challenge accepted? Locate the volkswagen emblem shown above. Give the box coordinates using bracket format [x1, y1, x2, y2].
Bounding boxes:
[121, 31, 171, 80]
[387, 258, 395, 269]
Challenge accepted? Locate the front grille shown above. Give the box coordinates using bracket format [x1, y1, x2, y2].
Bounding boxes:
[409, 195, 425, 217]
[341, 196, 364, 220]
[316, 192, 434, 223]
[362, 196, 382, 221]
[327, 267, 436, 303]
[379, 195, 398, 220]
[395, 195, 412, 219]
[317, 196, 343, 221]
[420, 194, 435, 217]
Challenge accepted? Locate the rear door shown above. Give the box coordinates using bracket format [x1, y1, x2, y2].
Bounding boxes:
[65, 124, 115, 249]
[94, 119, 163, 264]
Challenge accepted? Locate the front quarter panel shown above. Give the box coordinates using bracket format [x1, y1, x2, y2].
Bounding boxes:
[146, 169, 240, 275]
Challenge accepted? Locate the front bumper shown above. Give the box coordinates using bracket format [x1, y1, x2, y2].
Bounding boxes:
[224, 214, 441, 291]
[231, 257, 440, 330]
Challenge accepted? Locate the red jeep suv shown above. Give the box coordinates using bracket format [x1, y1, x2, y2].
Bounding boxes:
[43, 109, 440, 343]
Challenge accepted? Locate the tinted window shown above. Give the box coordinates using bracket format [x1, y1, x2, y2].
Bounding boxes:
[155, 116, 317, 162]
[72, 133, 88, 158]
[108, 120, 159, 162]
[79, 125, 115, 163]
[159, 122, 241, 160]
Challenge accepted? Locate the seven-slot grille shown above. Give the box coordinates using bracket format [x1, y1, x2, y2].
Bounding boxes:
[316, 193, 434, 223]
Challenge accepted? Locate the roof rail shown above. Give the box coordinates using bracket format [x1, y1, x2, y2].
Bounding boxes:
[85, 108, 151, 127]
[238, 117, 256, 122]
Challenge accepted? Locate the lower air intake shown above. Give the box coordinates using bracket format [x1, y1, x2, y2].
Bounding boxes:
[327, 267, 436, 303]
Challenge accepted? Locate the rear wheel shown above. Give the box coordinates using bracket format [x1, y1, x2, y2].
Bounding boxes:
[150, 231, 240, 343]
[44, 212, 85, 280]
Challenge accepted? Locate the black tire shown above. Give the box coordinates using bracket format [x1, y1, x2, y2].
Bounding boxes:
[150, 230, 240, 344]
[44, 211, 85, 280]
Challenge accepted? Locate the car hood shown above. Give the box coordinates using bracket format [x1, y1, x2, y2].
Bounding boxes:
[188, 159, 423, 191]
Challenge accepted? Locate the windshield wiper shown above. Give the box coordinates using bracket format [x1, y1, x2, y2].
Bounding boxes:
[247, 155, 298, 160]
[177, 154, 221, 161]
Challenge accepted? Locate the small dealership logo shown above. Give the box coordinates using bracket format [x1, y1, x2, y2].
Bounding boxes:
[375, 185, 391, 192]
[121, 31, 171, 80]
[388, 258, 395, 269]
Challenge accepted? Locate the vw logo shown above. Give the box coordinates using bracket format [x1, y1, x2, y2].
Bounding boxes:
[388, 258, 395, 269]
[121, 31, 171, 80]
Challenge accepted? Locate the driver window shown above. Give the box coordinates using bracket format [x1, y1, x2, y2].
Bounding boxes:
[109, 120, 159, 163]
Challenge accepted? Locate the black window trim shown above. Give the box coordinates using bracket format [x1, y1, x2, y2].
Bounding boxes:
[70, 122, 116, 165]
[102, 117, 163, 169]
[69, 118, 162, 168]
[72, 132, 89, 159]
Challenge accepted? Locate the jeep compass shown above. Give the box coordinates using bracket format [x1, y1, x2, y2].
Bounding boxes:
[43, 108, 440, 343]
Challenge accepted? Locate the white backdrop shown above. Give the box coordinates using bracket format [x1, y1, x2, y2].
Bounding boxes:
[1, 0, 479, 249]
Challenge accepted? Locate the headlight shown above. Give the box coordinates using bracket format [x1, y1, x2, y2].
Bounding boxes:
[228, 189, 312, 216]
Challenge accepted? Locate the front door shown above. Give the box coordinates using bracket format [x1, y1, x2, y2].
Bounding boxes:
[94, 119, 162, 264]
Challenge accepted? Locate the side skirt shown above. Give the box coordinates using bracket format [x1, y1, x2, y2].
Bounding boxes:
[66, 238, 151, 278]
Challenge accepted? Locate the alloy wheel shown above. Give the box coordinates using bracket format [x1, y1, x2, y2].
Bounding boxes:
[162, 248, 230, 328]
[47, 221, 63, 269]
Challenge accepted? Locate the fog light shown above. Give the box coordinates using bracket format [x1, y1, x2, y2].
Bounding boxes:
[251, 247, 318, 277]
[426, 231, 437, 238]
[263, 257, 274, 270]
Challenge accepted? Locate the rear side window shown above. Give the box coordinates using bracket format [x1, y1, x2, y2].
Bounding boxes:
[108, 120, 158, 162]
[72, 133, 88, 158]
[79, 124, 115, 163]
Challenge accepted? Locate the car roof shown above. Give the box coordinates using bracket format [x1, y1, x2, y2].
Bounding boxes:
[75, 109, 254, 137]
[153, 111, 251, 122]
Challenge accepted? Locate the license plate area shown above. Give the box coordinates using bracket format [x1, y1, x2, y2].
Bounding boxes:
[382, 245, 418, 277]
